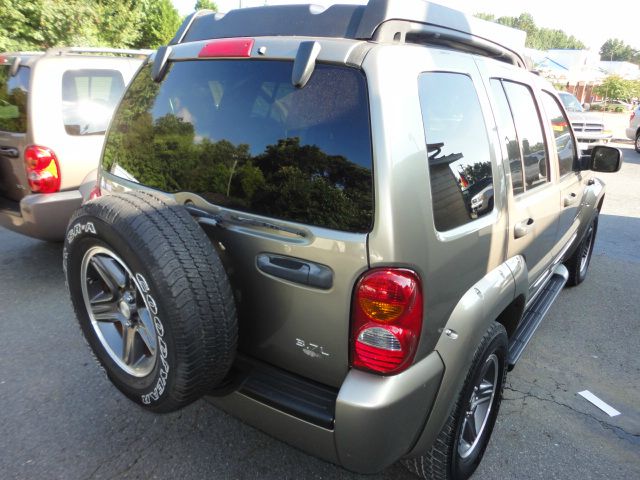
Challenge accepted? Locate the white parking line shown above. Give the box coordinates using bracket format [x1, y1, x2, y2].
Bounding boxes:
[577, 390, 621, 417]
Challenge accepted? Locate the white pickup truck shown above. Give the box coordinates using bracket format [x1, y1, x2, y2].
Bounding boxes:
[558, 91, 612, 154]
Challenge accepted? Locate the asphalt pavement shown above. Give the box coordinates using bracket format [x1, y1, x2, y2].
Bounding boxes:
[1, 145, 639, 480]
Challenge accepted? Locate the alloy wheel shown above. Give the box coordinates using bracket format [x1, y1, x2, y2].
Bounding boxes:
[458, 354, 499, 459]
[80, 246, 158, 377]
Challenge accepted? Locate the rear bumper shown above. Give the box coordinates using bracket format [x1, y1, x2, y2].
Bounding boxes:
[626, 126, 638, 141]
[207, 352, 444, 474]
[0, 190, 82, 241]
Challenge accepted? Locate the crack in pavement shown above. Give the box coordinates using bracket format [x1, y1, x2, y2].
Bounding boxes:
[503, 385, 640, 446]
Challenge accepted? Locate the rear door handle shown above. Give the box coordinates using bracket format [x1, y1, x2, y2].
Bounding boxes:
[0, 146, 19, 158]
[257, 253, 333, 289]
[563, 192, 578, 207]
[514, 218, 534, 239]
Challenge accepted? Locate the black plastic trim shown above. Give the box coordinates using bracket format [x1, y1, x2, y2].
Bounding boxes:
[257, 253, 333, 289]
[235, 356, 338, 429]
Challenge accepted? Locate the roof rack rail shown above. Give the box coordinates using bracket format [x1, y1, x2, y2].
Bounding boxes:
[171, 0, 526, 68]
[45, 47, 153, 58]
[1, 51, 44, 57]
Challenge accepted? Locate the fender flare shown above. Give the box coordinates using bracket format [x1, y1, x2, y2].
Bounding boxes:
[406, 255, 528, 457]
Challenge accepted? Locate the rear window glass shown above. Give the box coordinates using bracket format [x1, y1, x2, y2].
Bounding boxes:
[0, 65, 30, 133]
[502, 81, 549, 190]
[103, 61, 373, 233]
[62, 69, 125, 136]
[418, 72, 493, 231]
[489, 79, 524, 195]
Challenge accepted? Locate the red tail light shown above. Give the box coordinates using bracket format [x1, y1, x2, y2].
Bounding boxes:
[198, 38, 254, 58]
[351, 269, 423, 374]
[88, 183, 102, 201]
[24, 145, 61, 193]
[631, 111, 636, 122]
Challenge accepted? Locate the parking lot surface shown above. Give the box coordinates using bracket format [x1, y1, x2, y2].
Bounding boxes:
[1, 145, 639, 480]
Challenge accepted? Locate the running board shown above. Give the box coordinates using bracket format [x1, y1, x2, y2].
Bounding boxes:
[508, 264, 569, 369]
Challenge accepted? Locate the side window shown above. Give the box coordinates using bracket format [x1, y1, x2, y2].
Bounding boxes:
[419, 72, 494, 231]
[62, 69, 125, 136]
[0, 65, 30, 133]
[542, 91, 578, 177]
[501, 82, 549, 190]
[489, 79, 524, 195]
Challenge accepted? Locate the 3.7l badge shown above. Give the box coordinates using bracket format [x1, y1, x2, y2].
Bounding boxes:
[296, 338, 330, 358]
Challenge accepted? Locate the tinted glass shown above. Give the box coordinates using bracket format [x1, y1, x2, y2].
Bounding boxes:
[0, 65, 30, 133]
[419, 72, 493, 231]
[542, 92, 577, 177]
[490, 79, 524, 195]
[502, 82, 548, 190]
[62, 69, 125, 136]
[103, 61, 373, 233]
[558, 92, 583, 112]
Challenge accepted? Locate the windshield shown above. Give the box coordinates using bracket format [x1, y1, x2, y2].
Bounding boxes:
[103, 60, 373, 233]
[0, 64, 30, 133]
[559, 92, 584, 113]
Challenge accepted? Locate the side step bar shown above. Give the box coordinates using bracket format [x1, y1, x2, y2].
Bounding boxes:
[508, 264, 569, 369]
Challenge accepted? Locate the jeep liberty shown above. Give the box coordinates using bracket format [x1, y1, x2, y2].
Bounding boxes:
[63, 1, 622, 479]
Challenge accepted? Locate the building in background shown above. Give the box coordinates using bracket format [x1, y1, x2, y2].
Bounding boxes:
[526, 49, 640, 103]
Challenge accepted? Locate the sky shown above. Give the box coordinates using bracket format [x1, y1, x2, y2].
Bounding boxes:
[171, 0, 639, 53]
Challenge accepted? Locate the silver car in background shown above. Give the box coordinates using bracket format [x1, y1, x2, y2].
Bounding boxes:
[626, 105, 640, 152]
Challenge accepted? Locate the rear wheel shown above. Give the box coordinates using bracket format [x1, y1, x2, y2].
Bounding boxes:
[635, 131, 640, 153]
[64, 191, 237, 412]
[565, 215, 598, 287]
[403, 322, 508, 480]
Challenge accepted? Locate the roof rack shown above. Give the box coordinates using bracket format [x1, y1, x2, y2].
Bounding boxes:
[45, 47, 153, 58]
[171, 0, 527, 68]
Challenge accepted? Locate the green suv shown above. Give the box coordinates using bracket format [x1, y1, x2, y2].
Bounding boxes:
[63, 1, 622, 479]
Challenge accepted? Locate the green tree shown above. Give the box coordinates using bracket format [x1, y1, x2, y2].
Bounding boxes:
[600, 38, 639, 66]
[475, 12, 585, 50]
[593, 75, 632, 101]
[195, 0, 218, 10]
[135, 0, 182, 49]
[629, 80, 640, 100]
[93, 0, 145, 48]
[0, 0, 181, 51]
[0, 0, 101, 50]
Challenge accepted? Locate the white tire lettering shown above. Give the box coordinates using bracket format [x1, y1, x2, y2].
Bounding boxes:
[146, 294, 158, 315]
[135, 273, 169, 405]
[67, 221, 96, 244]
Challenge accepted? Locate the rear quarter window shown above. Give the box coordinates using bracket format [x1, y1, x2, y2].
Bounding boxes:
[418, 72, 494, 231]
[102, 61, 373, 233]
[62, 69, 125, 136]
[0, 65, 30, 133]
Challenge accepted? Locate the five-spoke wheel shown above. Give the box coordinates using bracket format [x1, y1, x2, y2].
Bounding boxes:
[81, 246, 158, 377]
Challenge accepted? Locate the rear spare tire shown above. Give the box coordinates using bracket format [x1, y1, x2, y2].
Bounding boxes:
[64, 191, 237, 413]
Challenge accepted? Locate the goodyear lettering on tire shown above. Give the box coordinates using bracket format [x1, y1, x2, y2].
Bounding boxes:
[135, 272, 170, 405]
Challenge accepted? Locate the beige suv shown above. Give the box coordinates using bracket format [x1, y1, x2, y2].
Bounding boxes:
[0, 48, 147, 241]
[63, 2, 623, 479]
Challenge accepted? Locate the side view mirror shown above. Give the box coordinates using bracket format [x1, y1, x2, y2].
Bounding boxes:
[590, 145, 623, 173]
[582, 103, 590, 111]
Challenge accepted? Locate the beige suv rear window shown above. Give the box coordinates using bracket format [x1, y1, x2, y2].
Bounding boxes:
[62, 69, 125, 136]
